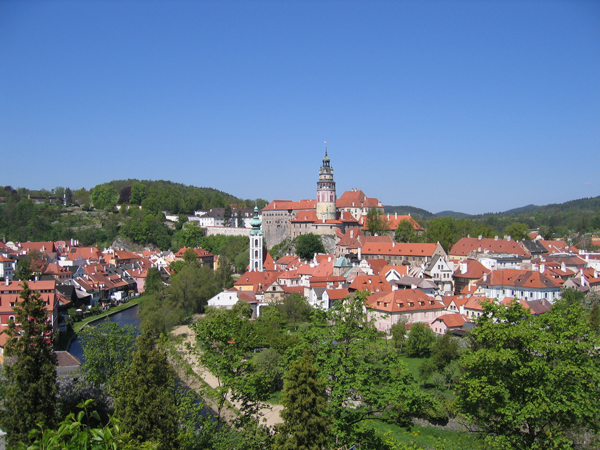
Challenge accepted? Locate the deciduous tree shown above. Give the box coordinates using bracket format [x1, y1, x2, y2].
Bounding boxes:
[405, 322, 435, 357]
[456, 299, 600, 449]
[294, 233, 325, 261]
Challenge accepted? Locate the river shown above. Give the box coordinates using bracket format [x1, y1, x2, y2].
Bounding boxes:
[68, 305, 140, 363]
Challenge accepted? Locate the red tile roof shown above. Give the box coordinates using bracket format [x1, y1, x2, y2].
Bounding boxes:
[366, 289, 443, 313]
[433, 313, 471, 328]
[477, 269, 562, 289]
[349, 275, 391, 292]
[449, 237, 529, 257]
[361, 242, 440, 257]
[453, 259, 491, 279]
[234, 271, 280, 293]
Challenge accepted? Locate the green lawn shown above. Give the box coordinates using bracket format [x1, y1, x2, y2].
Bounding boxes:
[367, 420, 487, 450]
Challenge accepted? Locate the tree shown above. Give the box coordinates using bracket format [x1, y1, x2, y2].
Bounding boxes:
[296, 292, 424, 446]
[130, 182, 147, 205]
[113, 329, 179, 450]
[365, 208, 389, 236]
[1, 282, 57, 448]
[590, 302, 600, 335]
[456, 299, 600, 449]
[79, 321, 137, 388]
[390, 321, 407, 353]
[14, 257, 32, 281]
[394, 220, 417, 243]
[182, 247, 199, 264]
[278, 293, 312, 330]
[273, 353, 331, 450]
[118, 186, 132, 204]
[294, 233, 325, 261]
[503, 222, 530, 241]
[223, 204, 232, 226]
[425, 217, 457, 253]
[91, 185, 118, 210]
[190, 305, 271, 428]
[64, 187, 73, 206]
[144, 267, 163, 295]
[405, 322, 435, 357]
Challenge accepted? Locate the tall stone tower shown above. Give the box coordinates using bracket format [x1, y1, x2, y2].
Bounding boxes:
[249, 206, 263, 272]
[316, 149, 337, 221]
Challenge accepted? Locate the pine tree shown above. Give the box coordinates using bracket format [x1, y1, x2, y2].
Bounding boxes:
[112, 329, 180, 449]
[273, 353, 331, 450]
[1, 282, 57, 448]
[590, 302, 600, 335]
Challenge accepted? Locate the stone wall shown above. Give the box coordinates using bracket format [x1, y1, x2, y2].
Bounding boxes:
[205, 226, 251, 237]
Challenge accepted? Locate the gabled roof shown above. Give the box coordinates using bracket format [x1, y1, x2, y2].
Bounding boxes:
[263, 253, 275, 271]
[234, 271, 279, 293]
[336, 190, 382, 209]
[441, 294, 471, 308]
[453, 259, 490, 279]
[366, 289, 444, 313]
[463, 296, 488, 311]
[539, 240, 570, 254]
[449, 237, 529, 257]
[349, 275, 391, 292]
[326, 288, 350, 300]
[477, 269, 562, 289]
[433, 313, 471, 328]
[67, 246, 103, 261]
[19, 241, 56, 254]
[361, 242, 441, 257]
[379, 214, 424, 231]
[366, 259, 388, 275]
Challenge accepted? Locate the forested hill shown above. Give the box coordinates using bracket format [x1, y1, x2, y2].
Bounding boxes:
[0, 180, 267, 249]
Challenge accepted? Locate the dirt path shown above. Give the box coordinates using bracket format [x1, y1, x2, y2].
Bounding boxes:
[171, 324, 283, 427]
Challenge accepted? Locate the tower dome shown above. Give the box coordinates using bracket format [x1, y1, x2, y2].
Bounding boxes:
[316, 148, 337, 221]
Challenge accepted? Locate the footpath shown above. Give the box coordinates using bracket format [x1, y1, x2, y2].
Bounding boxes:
[170, 324, 283, 427]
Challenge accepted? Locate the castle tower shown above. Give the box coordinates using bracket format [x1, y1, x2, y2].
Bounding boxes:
[316, 148, 337, 221]
[249, 206, 263, 272]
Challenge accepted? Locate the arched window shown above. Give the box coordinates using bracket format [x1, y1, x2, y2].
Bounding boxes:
[255, 250, 258, 258]
[255, 239, 258, 246]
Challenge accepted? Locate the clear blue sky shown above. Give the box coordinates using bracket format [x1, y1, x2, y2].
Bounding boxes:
[1, 0, 598, 214]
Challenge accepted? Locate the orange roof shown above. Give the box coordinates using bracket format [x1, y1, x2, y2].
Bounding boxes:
[19, 242, 56, 254]
[292, 210, 318, 222]
[463, 296, 488, 311]
[43, 263, 71, 275]
[234, 271, 279, 293]
[433, 313, 471, 328]
[366, 259, 388, 275]
[453, 259, 491, 279]
[67, 246, 103, 261]
[477, 269, 562, 289]
[336, 190, 382, 209]
[349, 275, 391, 292]
[441, 294, 471, 308]
[539, 240, 570, 254]
[500, 297, 532, 312]
[263, 253, 275, 271]
[361, 242, 440, 257]
[379, 214, 424, 231]
[449, 237, 529, 257]
[326, 288, 350, 300]
[366, 289, 443, 313]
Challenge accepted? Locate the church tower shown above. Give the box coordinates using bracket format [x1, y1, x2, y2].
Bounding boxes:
[249, 206, 263, 272]
[316, 148, 337, 221]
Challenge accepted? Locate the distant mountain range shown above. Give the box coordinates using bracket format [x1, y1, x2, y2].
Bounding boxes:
[385, 195, 600, 221]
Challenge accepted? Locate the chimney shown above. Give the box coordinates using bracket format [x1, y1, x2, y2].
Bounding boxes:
[478, 235, 482, 240]
[387, 214, 390, 220]
[358, 247, 362, 260]
[395, 212, 398, 219]
[350, 229, 354, 238]
[460, 262, 467, 274]
[5, 278, 9, 286]
[494, 236, 498, 241]
[483, 272, 488, 282]
[506, 236, 511, 241]
[411, 284, 417, 289]
[540, 264, 545, 273]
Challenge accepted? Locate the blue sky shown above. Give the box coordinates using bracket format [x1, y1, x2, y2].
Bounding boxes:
[1, 0, 598, 214]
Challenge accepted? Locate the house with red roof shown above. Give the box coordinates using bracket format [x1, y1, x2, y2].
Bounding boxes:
[449, 236, 529, 260]
[366, 289, 446, 333]
[476, 269, 562, 303]
[43, 262, 72, 283]
[452, 259, 490, 295]
[431, 313, 471, 335]
[360, 242, 446, 267]
[0, 280, 58, 360]
[0, 254, 15, 281]
[173, 247, 215, 268]
[208, 288, 259, 318]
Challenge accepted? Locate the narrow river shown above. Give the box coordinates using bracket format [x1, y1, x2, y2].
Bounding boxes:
[68, 305, 140, 363]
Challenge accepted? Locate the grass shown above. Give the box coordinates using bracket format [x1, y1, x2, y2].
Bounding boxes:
[367, 420, 487, 450]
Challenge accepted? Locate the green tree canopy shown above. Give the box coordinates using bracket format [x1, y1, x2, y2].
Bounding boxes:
[365, 208, 390, 236]
[425, 217, 458, 253]
[274, 352, 331, 450]
[79, 321, 138, 388]
[394, 220, 418, 243]
[1, 282, 57, 448]
[294, 233, 325, 261]
[456, 299, 600, 449]
[503, 222, 530, 241]
[405, 322, 435, 357]
[113, 330, 179, 450]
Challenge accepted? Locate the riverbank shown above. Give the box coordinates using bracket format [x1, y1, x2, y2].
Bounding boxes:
[56, 297, 145, 352]
[169, 324, 283, 427]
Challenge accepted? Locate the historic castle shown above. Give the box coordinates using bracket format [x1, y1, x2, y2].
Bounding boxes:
[262, 151, 385, 248]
